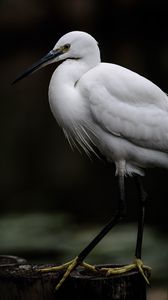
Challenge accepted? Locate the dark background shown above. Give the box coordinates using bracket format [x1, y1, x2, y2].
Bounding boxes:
[1, 2, 168, 286]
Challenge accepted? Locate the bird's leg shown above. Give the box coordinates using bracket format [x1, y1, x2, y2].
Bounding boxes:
[101, 175, 151, 284]
[76, 171, 127, 263]
[134, 176, 147, 259]
[54, 174, 127, 289]
[40, 163, 127, 290]
[134, 176, 151, 282]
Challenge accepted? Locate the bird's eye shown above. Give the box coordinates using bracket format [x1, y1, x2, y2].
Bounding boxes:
[63, 44, 70, 51]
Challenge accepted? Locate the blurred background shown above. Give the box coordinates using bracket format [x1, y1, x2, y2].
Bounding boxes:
[0, 0, 168, 297]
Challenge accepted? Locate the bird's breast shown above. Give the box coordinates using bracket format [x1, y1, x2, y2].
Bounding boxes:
[48, 70, 98, 156]
[49, 70, 84, 125]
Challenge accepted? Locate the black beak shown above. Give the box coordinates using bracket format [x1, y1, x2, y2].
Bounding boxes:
[12, 49, 62, 85]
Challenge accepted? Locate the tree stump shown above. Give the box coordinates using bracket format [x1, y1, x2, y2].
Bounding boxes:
[0, 255, 150, 300]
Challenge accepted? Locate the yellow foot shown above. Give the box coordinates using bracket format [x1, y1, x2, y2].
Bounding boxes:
[38, 257, 97, 290]
[98, 258, 151, 285]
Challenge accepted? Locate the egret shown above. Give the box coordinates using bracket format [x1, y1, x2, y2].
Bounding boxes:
[13, 31, 168, 289]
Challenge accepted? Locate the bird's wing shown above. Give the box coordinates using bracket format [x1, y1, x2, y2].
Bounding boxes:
[80, 63, 168, 151]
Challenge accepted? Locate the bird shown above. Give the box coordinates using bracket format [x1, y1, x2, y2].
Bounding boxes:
[13, 30, 168, 289]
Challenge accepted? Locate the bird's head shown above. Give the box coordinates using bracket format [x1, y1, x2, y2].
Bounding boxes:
[12, 31, 100, 84]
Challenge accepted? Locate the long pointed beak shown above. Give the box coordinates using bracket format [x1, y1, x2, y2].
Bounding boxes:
[12, 49, 62, 85]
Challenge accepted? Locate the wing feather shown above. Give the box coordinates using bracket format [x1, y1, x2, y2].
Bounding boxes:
[80, 63, 168, 152]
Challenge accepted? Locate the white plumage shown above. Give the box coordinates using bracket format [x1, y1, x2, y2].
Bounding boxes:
[48, 31, 168, 176]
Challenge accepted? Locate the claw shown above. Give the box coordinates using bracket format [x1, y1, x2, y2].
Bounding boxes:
[134, 258, 151, 285]
[38, 259, 75, 273]
[98, 258, 151, 285]
[38, 257, 79, 290]
[55, 257, 79, 290]
[38, 257, 98, 290]
[38, 258, 151, 290]
[81, 262, 97, 272]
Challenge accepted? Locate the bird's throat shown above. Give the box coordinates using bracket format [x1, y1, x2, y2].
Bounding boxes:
[48, 59, 89, 129]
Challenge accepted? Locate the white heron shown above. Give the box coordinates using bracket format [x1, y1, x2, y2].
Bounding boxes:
[13, 31, 168, 289]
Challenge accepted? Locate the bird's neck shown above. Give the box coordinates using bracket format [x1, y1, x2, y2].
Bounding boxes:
[49, 55, 100, 128]
[57, 53, 100, 84]
[57, 59, 91, 86]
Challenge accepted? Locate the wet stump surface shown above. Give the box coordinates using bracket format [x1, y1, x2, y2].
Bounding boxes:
[0, 255, 149, 300]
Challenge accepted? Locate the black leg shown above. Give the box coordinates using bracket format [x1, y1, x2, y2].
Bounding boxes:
[77, 174, 127, 263]
[99, 175, 151, 285]
[43, 173, 150, 290]
[134, 176, 148, 259]
[51, 174, 128, 290]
